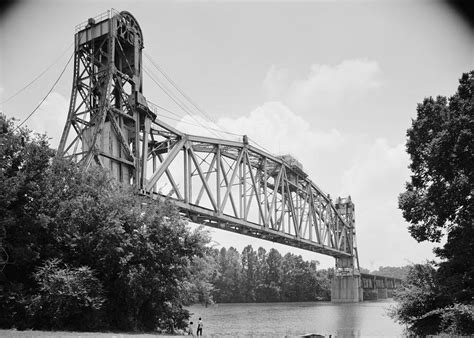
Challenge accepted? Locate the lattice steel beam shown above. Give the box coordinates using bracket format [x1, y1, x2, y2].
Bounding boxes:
[58, 9, 361, 263]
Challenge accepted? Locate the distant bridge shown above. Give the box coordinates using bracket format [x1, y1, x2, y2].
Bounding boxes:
[361, 273, 402, 300]
[332, 273, 402, 302]
[57, 9, 401, 302]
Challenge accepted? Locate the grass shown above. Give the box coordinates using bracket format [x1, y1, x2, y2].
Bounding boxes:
[0, 330, 185, 337]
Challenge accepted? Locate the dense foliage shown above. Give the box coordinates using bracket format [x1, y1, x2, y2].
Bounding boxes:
[394, 71, 474, 334]
[0, 115, 210, 332]
[203, 245, 333, 303]
[390, 263, 474, 335]
[371, 265, 410, 280]
[27, 259, 105, 330]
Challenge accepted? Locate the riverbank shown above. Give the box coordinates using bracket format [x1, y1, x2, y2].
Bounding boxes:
[0, 330, 181, 337]
[0, 300, 403, 337]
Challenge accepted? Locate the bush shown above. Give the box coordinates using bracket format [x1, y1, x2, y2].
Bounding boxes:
[435, 303, 474, 335]
[389, 263, 442, 335]
[27, 259, 104, 330]
[390, 263, 474, 335]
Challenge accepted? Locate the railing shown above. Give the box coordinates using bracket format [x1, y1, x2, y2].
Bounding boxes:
[74, 8, 120, 32]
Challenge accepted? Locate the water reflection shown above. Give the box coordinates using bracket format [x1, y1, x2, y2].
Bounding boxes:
[187, 300, 403, 336]
[333, 302, 362, 337]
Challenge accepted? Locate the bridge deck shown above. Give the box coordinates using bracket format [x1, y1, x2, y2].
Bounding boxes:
[148, 192, 352, 258]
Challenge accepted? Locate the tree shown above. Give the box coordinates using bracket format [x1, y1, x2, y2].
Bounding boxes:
[0, 115, 55, 286]
[255, 247, 268, 288]
[241, 245, 258, 301]
[389, 263, 443, 335]
[209, 245, 331, 303]
[0, 115, 57, 327]
[399, 72, 473, 244]
[371, 266, 410, 280]
[399, 71, 474, 297]
[184, 245, 219, 307]
[266, 248, 282, 285]
[0, 115, 211, 332]
[396, 71, 474, 334]
[280, 253, 309, 301]
[213, 247, 242, 302]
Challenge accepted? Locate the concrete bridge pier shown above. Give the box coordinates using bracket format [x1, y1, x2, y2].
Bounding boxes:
[331, 274, 363, 302]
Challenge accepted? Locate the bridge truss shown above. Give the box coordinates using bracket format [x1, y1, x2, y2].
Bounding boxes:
[57, 9, 360, 267]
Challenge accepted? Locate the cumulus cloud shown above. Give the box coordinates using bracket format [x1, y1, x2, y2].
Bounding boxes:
[176, 101, 345, 183]
[175, 60, 435, 267]
[339, 138, 436, 267]
[218, 101, 344, 154]
[263, 59, 382, 116]
[176, 102, 344, 152]
[340, 138, 407, 198]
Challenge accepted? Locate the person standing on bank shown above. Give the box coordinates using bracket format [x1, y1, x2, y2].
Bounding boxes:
[188, 321, 195, 336]
[197, 317, 203, 336]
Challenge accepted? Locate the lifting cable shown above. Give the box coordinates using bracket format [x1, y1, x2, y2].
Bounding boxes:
[143, 66, 223, 138]
[1, 42, 73, 105]
[144, 52, 222, 129]
[143, 54, 274, 155]
[143, 54, 236, 139]
[14, 52, 74, 131]
[147, 99, 243, 138]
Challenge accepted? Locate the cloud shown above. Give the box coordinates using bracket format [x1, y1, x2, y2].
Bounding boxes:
[176, 101, 345, 184]
[339, 138, 436, 267]
[175, 60, 435, 267]
[176, 111, 435, 267]
[176, 101, 344, 153]
[218, 101, 344, 154]
[263, 59, 382, 116]
[340, 138, 407, 199]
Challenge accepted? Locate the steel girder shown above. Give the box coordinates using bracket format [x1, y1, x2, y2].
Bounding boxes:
[140, 119, 355, 258]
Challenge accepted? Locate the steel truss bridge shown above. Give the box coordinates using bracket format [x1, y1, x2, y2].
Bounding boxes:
[57, 10, 399, 300]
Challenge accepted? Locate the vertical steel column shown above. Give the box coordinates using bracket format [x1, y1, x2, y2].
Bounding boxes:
[183, 144, 189, 203]
[263, 158, 267, 227]
[188, 147, 193, 203]
[152, 154, 157, 193]
[242, 149, 247, 219]
[216, 145, 221, 214]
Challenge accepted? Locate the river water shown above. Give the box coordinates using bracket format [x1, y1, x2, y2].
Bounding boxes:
[187, 300, 404, 337]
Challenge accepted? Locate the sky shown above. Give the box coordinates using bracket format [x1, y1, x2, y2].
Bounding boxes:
[1, 0, 473, 270]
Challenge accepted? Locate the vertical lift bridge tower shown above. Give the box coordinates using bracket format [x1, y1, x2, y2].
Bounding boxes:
[57, 10, 362, 302]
